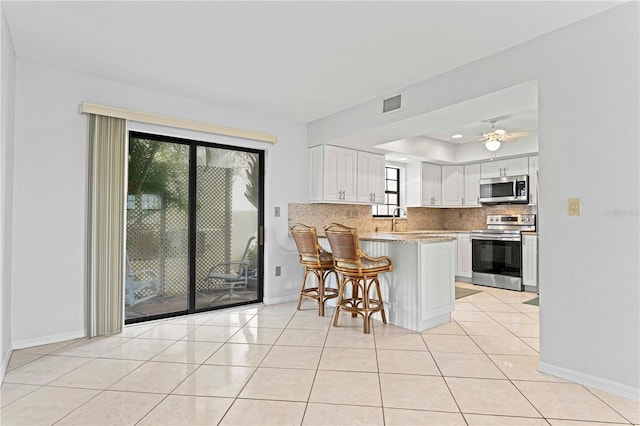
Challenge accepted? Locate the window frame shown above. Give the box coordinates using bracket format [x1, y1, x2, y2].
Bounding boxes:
[372, 166, 401, 218]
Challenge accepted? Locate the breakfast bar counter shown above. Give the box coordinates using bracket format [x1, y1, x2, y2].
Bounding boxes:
[319, 233, 456, 332]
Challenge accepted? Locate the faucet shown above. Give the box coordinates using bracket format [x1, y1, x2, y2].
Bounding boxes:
[391, 207, 407, 232]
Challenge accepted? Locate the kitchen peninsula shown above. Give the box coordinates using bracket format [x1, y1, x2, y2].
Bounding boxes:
[319, 232, 456, 332]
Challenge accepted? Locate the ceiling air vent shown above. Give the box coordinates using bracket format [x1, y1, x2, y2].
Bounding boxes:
[382, 94, 402, 114]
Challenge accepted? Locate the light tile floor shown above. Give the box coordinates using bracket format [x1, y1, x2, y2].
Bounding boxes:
[2, 282, 638, 425]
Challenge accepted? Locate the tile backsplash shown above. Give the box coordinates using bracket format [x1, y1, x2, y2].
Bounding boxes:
[288, 203, 536, 234]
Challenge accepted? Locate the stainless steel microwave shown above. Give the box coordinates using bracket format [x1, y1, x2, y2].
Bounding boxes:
[479, 175, 529, 204]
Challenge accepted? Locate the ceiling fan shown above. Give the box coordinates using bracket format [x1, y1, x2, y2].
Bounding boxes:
[463, 118, 529, 151]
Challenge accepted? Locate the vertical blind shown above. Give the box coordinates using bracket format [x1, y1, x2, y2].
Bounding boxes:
[87, 114, 126, 336]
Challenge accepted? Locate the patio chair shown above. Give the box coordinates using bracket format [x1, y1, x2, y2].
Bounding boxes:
[125, 255, 160, 306]
[205, 235, 257, 304]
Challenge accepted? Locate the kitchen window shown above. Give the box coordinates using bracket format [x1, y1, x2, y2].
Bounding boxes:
[373, 166, 401, 217]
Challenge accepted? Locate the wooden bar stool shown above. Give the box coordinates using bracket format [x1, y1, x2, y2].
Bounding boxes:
[290, 223, 339, 316]
[324, 223, 393, 334]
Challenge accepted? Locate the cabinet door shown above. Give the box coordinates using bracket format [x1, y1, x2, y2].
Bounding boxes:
[322, 146, 341, 201]
[342, 148, 358, 202]
[528, 155, 539, 206]
[421, 162, 441, 206]
[456, 233, 472, 278]
[441, 165, 464, 206]
[481, 157, 529, 178]
[504, 157, 529, 176]
[480, 160, 504, 178]
[357, 151, 385, 204]
[522, 235, 538, 288]
[463, 163, 481, 206]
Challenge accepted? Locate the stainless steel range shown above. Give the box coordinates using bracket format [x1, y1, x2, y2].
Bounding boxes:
[471, 214, 536, 291]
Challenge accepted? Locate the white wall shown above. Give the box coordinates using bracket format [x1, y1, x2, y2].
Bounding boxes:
[309, 3, 639, 399]
[1, 7, 17, 379]
[10, 59, 308, 347]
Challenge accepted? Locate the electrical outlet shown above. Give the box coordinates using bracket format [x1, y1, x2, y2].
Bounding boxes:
[568, 198, 581, 216]
[275, 266, 281, 276]
[274, 206, 280, 217]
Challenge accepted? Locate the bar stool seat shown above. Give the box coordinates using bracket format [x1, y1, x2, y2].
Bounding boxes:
[290, 223, 339, 316]
[325, 223, 393, 334]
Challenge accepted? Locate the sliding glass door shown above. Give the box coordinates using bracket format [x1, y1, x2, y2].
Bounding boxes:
[125, 132, 263, 323]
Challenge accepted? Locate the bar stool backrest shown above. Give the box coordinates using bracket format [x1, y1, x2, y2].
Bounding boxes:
[290, 223, 329, 267]
[324, 223, 362, 270]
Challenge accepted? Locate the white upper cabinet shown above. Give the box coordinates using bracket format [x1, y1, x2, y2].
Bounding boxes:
[357, 151, 385, 204]
[463, 163, 481, 206]
[441, 165, 464, 206]
[308, 145, 357, 203]
[481, 157, 529, 178]
[421, 162, 442, 207]
[528, 155, 539, 206]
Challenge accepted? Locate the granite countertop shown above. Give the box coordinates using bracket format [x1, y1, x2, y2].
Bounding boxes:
[360, 233, 456, 243]
[318, 232, 456, 244]
[380, 230, 471, 234]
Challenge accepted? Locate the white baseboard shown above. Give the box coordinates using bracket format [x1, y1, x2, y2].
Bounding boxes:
[12, 329, 86, 350]
[538, 361, 639, 401]
[263, 294, 298, 305]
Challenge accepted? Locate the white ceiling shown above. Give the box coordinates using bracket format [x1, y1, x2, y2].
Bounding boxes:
[2, 1, 623, 124]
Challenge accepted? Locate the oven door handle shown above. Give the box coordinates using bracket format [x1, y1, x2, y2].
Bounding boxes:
[471, 235, 521, 242]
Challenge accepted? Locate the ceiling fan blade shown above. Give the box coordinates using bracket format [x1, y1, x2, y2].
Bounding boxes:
[458, 135, 487, 144]
[506, 131, 529, 138]
[499, 136, 519, 142]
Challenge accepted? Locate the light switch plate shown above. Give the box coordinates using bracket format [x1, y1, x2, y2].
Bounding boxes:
[568, 198, 581, 216]
[274, 206, 280, 217]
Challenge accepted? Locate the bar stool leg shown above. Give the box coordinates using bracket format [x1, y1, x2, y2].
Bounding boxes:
[317, 270, 326, 317]
[296, 268, 311, 311]
[333, 275, 347, 327]
[375, 277, 387, 324]
[351, 280, 359, 318]
[363, 278, 371, 334]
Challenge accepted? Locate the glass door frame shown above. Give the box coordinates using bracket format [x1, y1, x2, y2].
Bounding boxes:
[125, 131, 264, 325]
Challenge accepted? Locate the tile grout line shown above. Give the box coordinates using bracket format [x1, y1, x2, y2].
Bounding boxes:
[419, 331, 470, 426]
[459, 294, 551, 423]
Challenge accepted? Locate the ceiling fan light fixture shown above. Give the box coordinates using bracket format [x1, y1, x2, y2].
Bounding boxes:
[485, 140, 501, 151]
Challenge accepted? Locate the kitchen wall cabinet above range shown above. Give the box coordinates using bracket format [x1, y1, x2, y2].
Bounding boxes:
[407, 162, 481, 208]
[480, 157, 529, 178]
[442, 164, 482, 207]
[308, 145, 384, 204]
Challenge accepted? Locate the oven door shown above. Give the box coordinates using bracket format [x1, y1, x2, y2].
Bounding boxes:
[471, 234, 523, 291]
